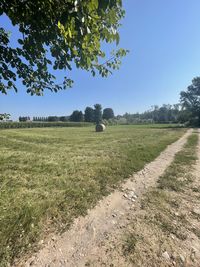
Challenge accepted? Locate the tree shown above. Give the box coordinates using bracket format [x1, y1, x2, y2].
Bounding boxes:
[48, 116, 59, 122]
[0, 113, 10, 121]
[84, 107, 94, 122]
[69, 110, 83, 122]
[19, 116, 30, 122]
[180, 77, 200, 126]
[0, 1, 128, 95]
[59, 116, 68, 122]
[102, 108, 114, 120]
[94, 104, 102, 124]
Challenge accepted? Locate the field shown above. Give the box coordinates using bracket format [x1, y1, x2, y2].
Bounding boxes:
[0, 125, 185, 265]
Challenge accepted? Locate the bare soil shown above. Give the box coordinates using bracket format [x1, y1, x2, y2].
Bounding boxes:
[19, 130, 193, 267]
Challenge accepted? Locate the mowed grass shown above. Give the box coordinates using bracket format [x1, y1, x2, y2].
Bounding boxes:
[0, 125, 185, 265]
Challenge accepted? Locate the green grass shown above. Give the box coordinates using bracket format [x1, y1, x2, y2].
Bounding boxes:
[0, 125, 185, 265]
[158, 133, 198, 191]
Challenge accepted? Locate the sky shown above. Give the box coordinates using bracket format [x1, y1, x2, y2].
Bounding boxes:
[1, 0, 200, 120]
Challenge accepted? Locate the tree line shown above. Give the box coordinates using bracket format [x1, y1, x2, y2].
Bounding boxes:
[70, 104, 114, 123]
[115, 77, 200, 126]
[18, 104, 115, 124]
[118, 104, 181, 124]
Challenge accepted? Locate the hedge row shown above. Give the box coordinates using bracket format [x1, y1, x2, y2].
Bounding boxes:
[0, 122, 92, 129]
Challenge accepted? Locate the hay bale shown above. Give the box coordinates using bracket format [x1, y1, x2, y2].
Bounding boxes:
[96, 124, 106, 132]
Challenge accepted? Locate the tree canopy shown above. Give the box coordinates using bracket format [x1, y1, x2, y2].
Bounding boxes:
[84, 106, 94, 122]
[102, 108, 114, 120]
[69, 110, 84, 122]
[0, 113, 10, 121]
[0, 0, 128, 95]
[180, 77, 200, 126]
[94, 103, 102, 124]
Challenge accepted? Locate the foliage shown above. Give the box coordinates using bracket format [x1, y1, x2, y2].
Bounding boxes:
[33, 116, 69, 122]
[84, 107, 95, 122]
[0, 126, 185, 265]
[0, 0, 128, 95]
[102, 108, 114, 120]
[47, 116, 60, 122]
[118, 104, 182, 125]
[69, 110, 84, 122]
[94, 103, 102, 124]
[19, 116, 30, 122]
[180, 77, 200, 126]
[0, 113, 10, 121]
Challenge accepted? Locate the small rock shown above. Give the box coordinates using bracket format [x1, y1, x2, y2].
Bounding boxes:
[29, 260, 35, 266]
[112, 214, 117, 218]
[162, 251, 170, 261]
[179, 254, 185, 263]
[193, 208, 200, 215]
[128, 191, 135, 198]
[191, 246, 197, 252]
[190, 252, 195, 262]
[39, 240, 44, 245]
[170, 234, 175, 240]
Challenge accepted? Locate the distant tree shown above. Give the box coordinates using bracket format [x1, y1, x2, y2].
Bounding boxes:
[79, 111, 84, 122]
[59, 116, 68, 122]
[48, 116, 59, 122]
[69, 110, 83, 122]
[180, 77, 200, 126]
[103, 108, 114, 120]
[0, 113, 10, 121]
[84, 107, 94, 122]
[94, 104, 102, 124]
[120, 104, 182, 124]
[177, 109, 192, 124]
[19, 116, 30, 122]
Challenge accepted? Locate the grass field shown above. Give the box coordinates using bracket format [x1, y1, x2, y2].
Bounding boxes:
[0, 125, 185, 265]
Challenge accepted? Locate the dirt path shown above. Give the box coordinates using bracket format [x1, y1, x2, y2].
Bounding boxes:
[22, 130, 192, 267]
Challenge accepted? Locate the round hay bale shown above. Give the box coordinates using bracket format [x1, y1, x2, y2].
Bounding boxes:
[96, 124, 106, 132]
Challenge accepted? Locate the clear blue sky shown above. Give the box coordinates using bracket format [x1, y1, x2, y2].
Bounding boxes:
[1, 0, 200, 120]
